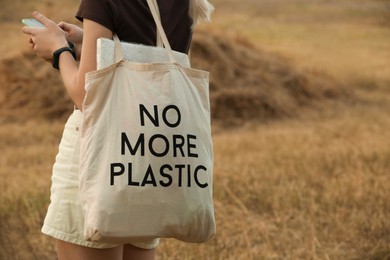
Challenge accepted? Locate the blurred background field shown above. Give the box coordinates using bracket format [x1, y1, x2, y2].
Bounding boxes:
[1, 0, 390, 259]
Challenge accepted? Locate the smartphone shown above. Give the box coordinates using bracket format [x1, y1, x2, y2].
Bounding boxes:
[22, 18, 45, 28]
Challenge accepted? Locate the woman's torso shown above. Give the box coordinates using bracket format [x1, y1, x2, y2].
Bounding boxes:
[76, 0, 193, 53]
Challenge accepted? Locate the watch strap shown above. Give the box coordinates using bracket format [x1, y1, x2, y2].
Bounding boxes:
[52, 46, 76, 70]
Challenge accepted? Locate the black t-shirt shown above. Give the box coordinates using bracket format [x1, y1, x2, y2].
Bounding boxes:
[76, 0, 193, 54]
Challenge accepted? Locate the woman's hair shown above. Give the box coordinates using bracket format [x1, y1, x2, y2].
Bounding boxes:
[189, 0, 214, 28]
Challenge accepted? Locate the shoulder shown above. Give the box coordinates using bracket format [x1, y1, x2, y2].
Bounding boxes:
[76, 0, 117, 31]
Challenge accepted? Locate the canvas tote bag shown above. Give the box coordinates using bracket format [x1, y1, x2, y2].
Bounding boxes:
[79, 0, 215, 244]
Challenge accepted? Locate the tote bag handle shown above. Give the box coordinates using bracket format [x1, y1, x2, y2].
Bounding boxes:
[150, 0, 164, 48]
[113, 0, 175, 63]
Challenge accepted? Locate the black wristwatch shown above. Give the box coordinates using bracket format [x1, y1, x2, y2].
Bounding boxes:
[52, 42, 76, 70]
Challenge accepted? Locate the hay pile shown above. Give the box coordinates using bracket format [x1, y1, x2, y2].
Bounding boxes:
[191, 31, 347, 124]
[0, 52, 72, 121]
[0, 31, 346, 123]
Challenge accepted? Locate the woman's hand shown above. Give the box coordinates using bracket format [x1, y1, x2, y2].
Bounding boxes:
[58, 22, 83, 60]
[22, 12, 69, 61]
[58, 22, 83, 44]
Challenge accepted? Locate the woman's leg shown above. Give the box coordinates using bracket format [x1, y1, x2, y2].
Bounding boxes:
[123, 244, 156, 260]
[56, 239, 123, 260]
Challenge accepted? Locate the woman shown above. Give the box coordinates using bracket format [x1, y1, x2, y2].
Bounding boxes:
[22, 0, 213, 259]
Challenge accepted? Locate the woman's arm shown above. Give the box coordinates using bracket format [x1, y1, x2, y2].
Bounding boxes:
[22, 12, 112, 110]
[59, 19, 112, 109]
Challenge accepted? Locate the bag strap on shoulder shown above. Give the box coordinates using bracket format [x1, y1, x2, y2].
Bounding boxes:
[113, 0, 176, 64]
[150, 0, 163, 48]
[146, 0, 175, 62]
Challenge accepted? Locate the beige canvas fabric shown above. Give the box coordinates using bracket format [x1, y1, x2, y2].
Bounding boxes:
[79, 0, 215, 244]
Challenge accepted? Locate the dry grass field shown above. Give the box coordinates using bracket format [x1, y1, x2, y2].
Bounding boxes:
[1, 0, 390, 259]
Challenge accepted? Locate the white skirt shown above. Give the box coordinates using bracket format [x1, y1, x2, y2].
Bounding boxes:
[41, 110, 159, 249]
